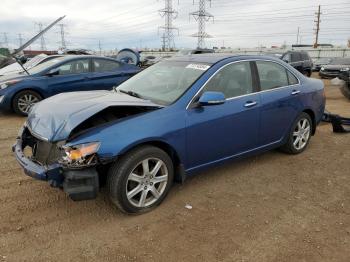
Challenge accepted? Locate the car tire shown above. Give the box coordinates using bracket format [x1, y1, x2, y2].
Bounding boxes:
[306, 70, 311, 77]
[12, 90, 42, 116]
[107, 146, 174, 214]
[340, 84, 350, 100]
[281, 112, 313, 154]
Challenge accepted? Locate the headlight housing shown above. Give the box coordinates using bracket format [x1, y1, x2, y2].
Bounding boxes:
[340, 67, 350, 72]
[61, 142, 100, 168]
[0, 79, 22, 89]
[320, 67, 325, 71]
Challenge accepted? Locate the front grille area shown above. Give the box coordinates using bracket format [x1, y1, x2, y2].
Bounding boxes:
[22, 128, 64, 166]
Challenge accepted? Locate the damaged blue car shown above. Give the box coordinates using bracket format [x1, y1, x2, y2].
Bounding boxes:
[13, 54, 325, 214]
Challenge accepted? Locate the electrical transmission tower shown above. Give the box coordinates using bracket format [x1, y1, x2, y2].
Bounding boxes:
[57, 24, 67, 49]
[159, 0, 179, 51]
[2, 32, 9, 48]
[36, 22, 46, 50]
[18, 33, 24, 47]
[313, 5, 321, 48]
[190, 0, 214, 49]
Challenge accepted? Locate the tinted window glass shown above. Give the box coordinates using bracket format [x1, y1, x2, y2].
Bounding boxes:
[282, 53, 291, 63]
[301, 52, 310, 60]
[56, 59, 90, 75]
[94, 59, 120, 72]
[203, 62, 253, 99]
[291, 53, 301, 62]
[287, 71, 299, 85]
[256, 61, 289, 90]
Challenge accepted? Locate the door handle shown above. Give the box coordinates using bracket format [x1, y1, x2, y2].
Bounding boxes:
[244, 101, 257, 108]
[291, 90, 301, 95]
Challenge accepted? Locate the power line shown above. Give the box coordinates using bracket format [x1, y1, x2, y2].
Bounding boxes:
[190, 0, 214, 48]
[159, 0, 179, 51]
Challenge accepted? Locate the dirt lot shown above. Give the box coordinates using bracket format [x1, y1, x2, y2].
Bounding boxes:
[0, 74, 349, 262]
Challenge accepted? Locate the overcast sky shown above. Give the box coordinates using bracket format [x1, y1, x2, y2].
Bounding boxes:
[0, 0, 349, 51]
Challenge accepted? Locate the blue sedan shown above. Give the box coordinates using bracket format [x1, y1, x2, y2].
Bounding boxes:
[13, 54, 325, 214]
[0, 55, 140, 115]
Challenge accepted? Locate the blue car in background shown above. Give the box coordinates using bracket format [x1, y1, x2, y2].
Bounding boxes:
[0, 55, 140, 115]
[13, 54, 325, 214]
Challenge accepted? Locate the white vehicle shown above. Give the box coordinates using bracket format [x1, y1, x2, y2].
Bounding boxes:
[0, 54, 62, 76]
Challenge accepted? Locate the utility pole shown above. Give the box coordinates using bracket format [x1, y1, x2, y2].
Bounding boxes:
[296, 27, 300, 44]
[159, 0, 179, 51]
[57, 24, 67, 50]
[17, 33, 24, 47]
[190, 0, 214, 49]
[36, 22, 46, 50]
[313, 5, 321, 48]
[2, 32, 9, 48]
[98, 40, 102, 55]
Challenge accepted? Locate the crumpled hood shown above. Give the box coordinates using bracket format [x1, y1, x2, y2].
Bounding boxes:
[27, 90, 162, 142]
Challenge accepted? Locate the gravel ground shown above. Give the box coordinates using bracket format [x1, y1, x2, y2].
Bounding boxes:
[0, 74, 349, 262]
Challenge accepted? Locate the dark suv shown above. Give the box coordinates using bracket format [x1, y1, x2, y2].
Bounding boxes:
[281, 51, 313, 77]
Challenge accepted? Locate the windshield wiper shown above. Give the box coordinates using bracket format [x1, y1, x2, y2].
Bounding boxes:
[117, 88, 143, 99]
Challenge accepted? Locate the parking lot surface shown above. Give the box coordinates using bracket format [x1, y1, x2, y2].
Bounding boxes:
[0, 74, 349, 262]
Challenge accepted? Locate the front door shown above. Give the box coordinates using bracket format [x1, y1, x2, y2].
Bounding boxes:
[46, 58, 92, 95]
[186, 61, 260, 169]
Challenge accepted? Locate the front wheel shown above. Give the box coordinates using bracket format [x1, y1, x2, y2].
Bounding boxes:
[281, 113, 313, 154]
[12, 90, 42, 116]
[107, 146, 174, 214]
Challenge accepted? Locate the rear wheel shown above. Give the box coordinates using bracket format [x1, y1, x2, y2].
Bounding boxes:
[281, 113, 313, 154]
[12, 90, 42, 116]
[107, 146, 174, 214]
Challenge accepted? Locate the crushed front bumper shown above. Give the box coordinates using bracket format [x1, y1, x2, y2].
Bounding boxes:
[12, 136, 99, 201]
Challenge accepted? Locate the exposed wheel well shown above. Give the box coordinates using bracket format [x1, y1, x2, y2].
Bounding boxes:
[303, 109, 316, 135]
[121, 141, 185, 183]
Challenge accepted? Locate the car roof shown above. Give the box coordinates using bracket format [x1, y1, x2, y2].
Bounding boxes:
[168, 54, 282, 64]
[52, 55, 118, 62]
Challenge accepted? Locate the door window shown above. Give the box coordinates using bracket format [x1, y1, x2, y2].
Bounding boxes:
[93, 59, 121, 72]
[56, 59, 90, 75]
[287, 71, 299, 85]
[291, 53, 301, 62]
[256, 61, 289, 90]
[202, 61, 253, 99]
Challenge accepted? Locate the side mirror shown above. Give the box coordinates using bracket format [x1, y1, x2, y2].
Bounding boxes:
[46, 68, 60, 77]
[198, 91, 225, 106]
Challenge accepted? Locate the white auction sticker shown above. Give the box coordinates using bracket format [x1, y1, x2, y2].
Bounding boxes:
[186, 64, 210, 71]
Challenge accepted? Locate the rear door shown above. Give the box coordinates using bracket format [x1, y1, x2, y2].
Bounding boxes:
[89, 58, 132, 90]
[290, 52, 303, 73]
[256, 60, 301, 146]
[186, 61, 260, 169]
[46, 58, 92, 95]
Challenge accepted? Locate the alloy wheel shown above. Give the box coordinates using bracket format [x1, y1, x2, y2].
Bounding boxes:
[17, 94, 40, 114]
[292, 118, 311, 150]
[126, 158, 168, 208]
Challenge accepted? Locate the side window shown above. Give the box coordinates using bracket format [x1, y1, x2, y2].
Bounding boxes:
[94, 59, 121, 72]
[56, 59, 89, 75]
[202, 61, 253, 99]
[287, 71, 299, 85]
[291, 53, 301, 62]
[300, 52, 309, 61]
[256, 61, 289, 90]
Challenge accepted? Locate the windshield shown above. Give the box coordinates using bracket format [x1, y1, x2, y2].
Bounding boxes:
[116, 61, 211, 105]
[26, 57, 66, 74]
[330, 58, 350, 65]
